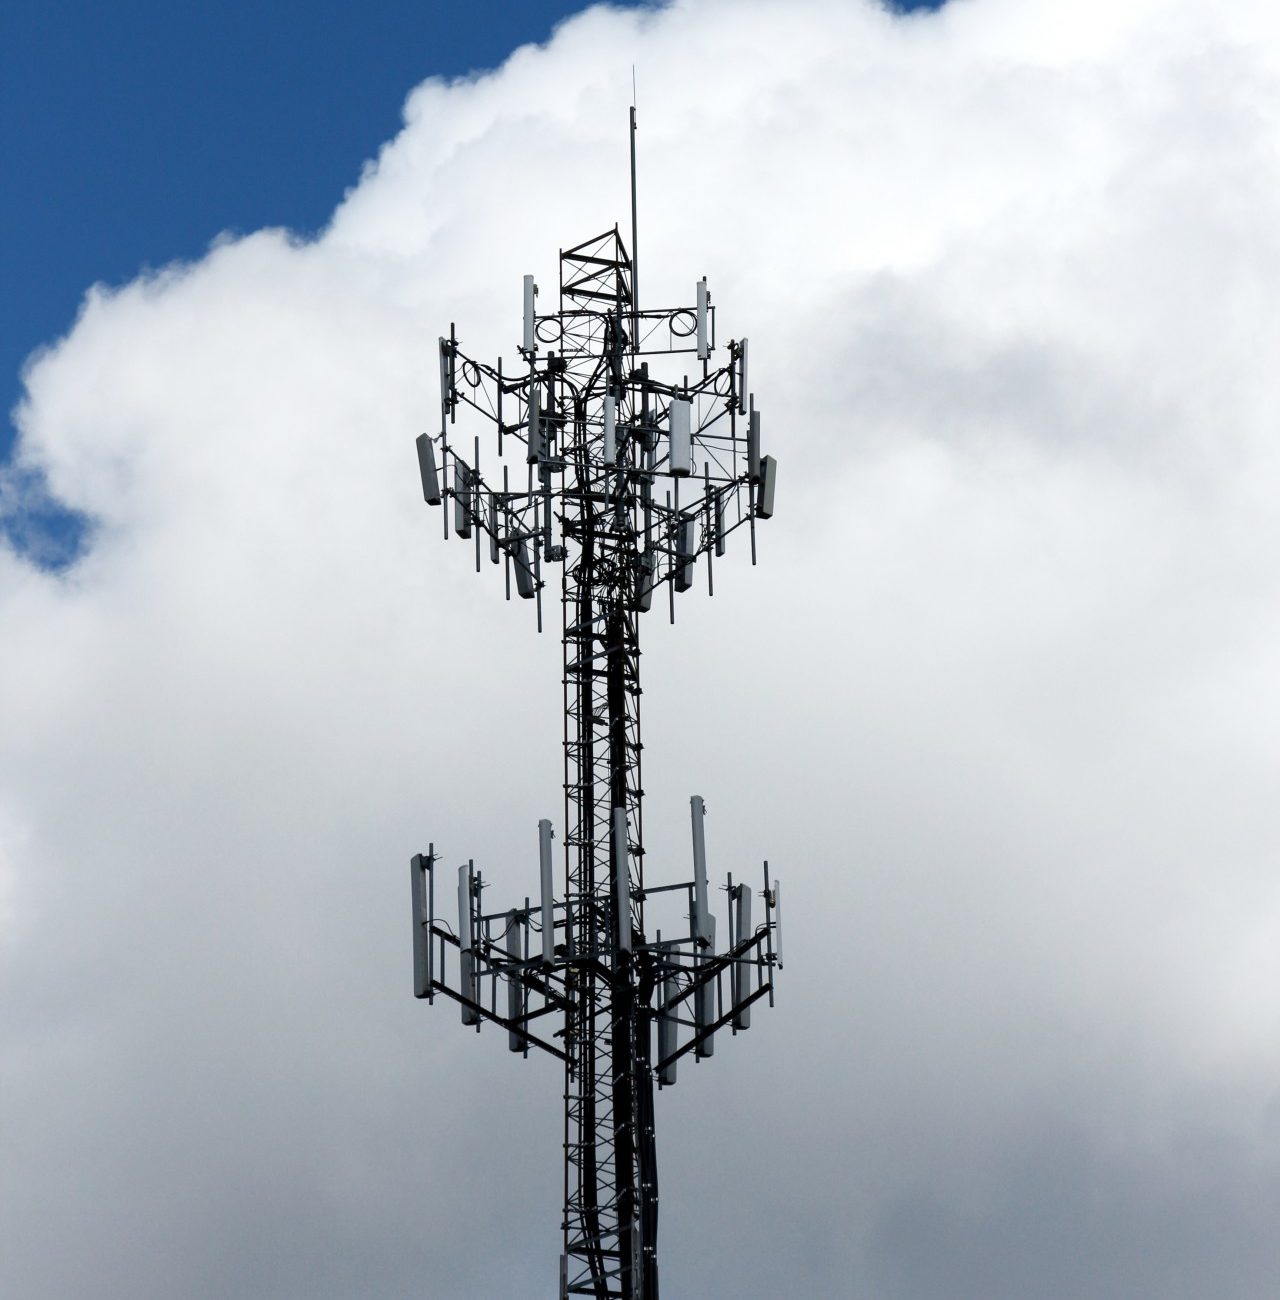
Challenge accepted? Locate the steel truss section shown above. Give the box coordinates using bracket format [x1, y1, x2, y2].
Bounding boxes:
[407, 124, 783, 1300]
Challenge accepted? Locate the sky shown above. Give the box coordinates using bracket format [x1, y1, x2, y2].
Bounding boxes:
[4, 0, 1280, 1297]
[0, 0, 942, 562]
[0, 0, 645, 560]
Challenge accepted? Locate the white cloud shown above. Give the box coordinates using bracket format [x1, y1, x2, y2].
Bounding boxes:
[5, 1, 1280, 1295]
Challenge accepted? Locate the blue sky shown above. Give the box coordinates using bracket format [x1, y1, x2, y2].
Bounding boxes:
[1, 0, 940, 563]
[1, 1, 941, 463]
[0, 2, 629, 462]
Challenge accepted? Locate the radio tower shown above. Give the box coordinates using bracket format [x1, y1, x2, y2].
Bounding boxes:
[408, 110, 783, 1299]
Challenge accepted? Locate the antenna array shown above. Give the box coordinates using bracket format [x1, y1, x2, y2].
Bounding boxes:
[408, 114, 782, 1300]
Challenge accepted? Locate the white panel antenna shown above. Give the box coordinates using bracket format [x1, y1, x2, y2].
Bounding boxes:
[523, 275, 537, 353]
[669, 398, 691, 476]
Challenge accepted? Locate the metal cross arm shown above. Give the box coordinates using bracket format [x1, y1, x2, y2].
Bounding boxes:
[411, 846, 575, 1062]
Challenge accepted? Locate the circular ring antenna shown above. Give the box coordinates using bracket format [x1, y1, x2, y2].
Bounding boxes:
[669, 309, 697, 338]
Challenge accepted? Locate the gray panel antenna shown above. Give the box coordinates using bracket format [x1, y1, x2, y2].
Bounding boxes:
[696, 914, 716, 1059]
[506, 910, 524, 1053]
[690, 795, 709, 943]
[453, 462, 471, 538]
[734, 884, 752, 1031]
[411, 852, 431, 997]
[403, 111, 785, 1299]
[527, 384, 542, 464]
[757, 455, 777, 520]
[416, 433, 441, 505]
[457, 863, 478, 1026]
[658, 968, 678, 1087]
[538, 818, 555, 965]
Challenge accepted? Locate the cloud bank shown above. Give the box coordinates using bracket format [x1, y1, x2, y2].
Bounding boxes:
[5, 1, 1280, 1295]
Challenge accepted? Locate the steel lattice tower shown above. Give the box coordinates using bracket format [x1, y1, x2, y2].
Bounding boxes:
[408, 112, 782, 1298]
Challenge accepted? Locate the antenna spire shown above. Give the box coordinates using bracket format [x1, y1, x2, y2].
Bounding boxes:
[629, 101, 640, 346]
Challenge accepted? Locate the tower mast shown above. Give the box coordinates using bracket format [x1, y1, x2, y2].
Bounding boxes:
[408, 116, 782, 1298]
